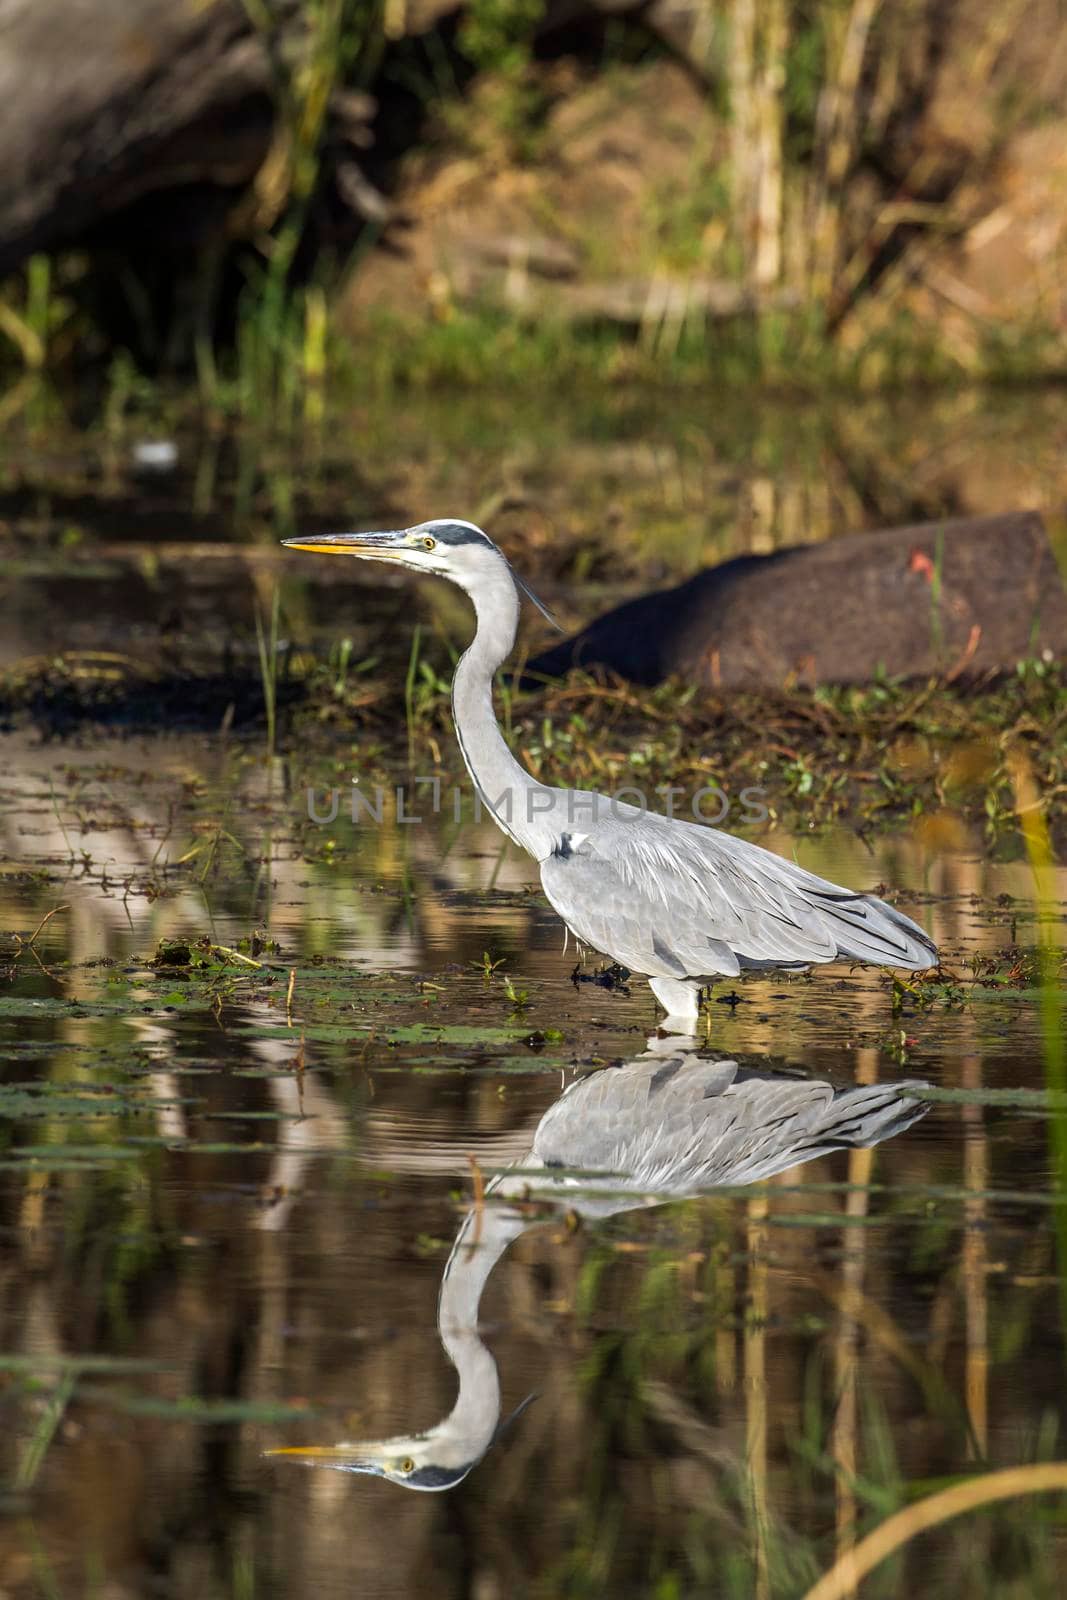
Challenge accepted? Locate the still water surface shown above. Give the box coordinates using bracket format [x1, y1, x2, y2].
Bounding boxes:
[1, 733, 1065, 1599]
[1, 387, 1066, 1596]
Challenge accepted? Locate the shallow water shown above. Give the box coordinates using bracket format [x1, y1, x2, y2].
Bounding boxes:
[1, 385, 1066, 1596]
[1, 731, 1065, 1600]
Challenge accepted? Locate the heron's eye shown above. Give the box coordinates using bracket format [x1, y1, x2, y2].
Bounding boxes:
[421, 536, 436, 551]
[399, 1457, 415, 1474]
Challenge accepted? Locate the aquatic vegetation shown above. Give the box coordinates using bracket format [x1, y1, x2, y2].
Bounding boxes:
[280, 656, 1067, 845]
[253, 580, 283, 761]
[8, 651, 1059, 843]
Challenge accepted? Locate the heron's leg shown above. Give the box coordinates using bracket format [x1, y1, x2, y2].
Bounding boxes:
[648, 976, 702, 1033]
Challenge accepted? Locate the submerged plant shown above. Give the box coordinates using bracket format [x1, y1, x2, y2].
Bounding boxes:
[254, 581, 283, 761]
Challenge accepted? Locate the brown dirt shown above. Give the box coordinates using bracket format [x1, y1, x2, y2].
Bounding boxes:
[339, 59, 725, 327]
[341, 16, 1067, 366]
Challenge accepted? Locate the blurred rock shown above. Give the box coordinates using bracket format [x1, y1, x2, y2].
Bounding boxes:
[526, 512, 1067, 688]
[0, 0, 272, 272]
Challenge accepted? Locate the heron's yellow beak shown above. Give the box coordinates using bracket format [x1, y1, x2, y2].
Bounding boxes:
[264, 1444, 361, 1460]
[281, 531, 407, 558]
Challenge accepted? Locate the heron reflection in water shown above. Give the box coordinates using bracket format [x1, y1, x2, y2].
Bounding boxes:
[283, 521, 937, 1030]
[267, 1043, 928, 1490]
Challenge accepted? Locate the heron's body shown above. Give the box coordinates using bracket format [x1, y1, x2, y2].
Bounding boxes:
[284, 519, 937, 1026]
[268, 1042, 929, 1487]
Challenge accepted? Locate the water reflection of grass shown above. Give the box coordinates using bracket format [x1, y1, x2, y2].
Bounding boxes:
[2, 970, 1067, 1592]
[553, 1160, 1067, 1599]
[804, 1463, 1067, 1600]
[0, 738, 1064, 1592]
[1010, 749, 1067, 1343]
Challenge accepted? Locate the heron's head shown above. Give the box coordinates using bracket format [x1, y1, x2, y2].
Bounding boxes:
[282, 519, 557, 626]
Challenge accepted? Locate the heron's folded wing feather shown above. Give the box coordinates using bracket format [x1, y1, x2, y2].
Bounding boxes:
[540, 816, 935, 977]
[539, 832, 744, 978]
[700, 822, 937, 967]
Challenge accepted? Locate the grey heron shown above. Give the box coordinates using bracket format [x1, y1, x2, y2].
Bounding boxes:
[283, 519, 937, 1028]
[266, 1042, 929, 1489]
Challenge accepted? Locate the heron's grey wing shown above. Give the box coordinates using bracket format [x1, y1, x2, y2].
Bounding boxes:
[697, 819, 937, 967]
[540, 815, 935, 977]
[539, 831, 744, 979]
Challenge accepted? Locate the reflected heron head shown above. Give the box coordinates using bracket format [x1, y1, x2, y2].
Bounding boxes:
[265, 1428, 480, 1491]
[265, 1393, 536, 1493]
[283, 519, 558, 626]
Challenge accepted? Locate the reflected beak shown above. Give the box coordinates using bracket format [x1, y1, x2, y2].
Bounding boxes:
[264, 1442, 386, 1475]
[282, 531, 407, 559]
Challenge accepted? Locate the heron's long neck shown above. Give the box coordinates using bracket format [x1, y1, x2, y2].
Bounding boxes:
[434, 1184, 534, 1464]
[452, 570, 554, 857]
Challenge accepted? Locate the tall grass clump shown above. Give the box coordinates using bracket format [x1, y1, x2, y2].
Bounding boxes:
[209, 0, 378, 426]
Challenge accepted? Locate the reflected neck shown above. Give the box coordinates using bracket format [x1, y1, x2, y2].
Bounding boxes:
[433, 1185, 535, 1465]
